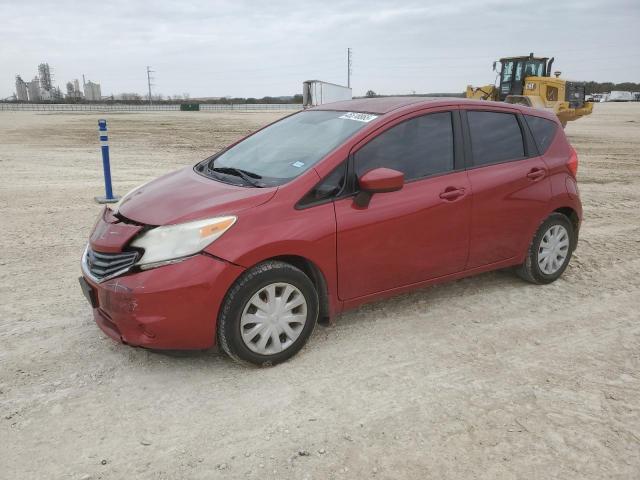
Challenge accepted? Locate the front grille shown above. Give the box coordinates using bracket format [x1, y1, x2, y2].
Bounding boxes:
[85, 248, 139, 281]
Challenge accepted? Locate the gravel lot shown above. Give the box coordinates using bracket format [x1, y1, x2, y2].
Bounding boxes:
[1, 104, 639, 479]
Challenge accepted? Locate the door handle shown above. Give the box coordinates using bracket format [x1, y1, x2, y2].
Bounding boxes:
[439, 187, 465, 201]
[526, 168, 546, 180]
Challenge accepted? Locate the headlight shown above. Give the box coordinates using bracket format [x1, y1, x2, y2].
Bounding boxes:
[131, 216, 236, 267]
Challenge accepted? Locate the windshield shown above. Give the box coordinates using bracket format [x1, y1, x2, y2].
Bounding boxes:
[197, 110, 375, 187]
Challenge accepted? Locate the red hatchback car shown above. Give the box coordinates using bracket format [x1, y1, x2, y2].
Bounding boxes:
[80, 97, 582, 365]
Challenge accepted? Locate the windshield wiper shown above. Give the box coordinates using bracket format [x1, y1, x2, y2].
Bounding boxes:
[209, 166, 265, 188]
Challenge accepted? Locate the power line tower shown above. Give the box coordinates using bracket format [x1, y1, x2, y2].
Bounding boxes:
[146, 66, 155, 105]
[347, 48, 353, 88]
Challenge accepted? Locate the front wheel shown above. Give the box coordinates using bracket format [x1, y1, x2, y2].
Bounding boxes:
[217, 261, 318, 366]
[517, 213, 575, 284]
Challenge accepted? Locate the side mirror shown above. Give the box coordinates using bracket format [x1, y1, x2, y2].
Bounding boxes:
[355, 167, 404, 208]
[492, 61, 497, 72]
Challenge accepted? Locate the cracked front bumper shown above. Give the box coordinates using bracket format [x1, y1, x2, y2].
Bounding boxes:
[80, 253, 244, 349]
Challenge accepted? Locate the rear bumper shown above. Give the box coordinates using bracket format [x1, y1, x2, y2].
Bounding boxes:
[81, 254, 244, 349]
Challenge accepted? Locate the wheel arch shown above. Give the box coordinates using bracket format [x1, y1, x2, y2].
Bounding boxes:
[552, 206, 580, 250]
[254, 254, 332, 324]
[520, 202, 581, 263]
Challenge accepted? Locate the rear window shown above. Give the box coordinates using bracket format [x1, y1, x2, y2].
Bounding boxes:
[525, 115, 558, 153]
[467, 111, 525, 166]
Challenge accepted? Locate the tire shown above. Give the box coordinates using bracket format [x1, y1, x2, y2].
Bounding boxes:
[217, 261, 318, 366]
[516, 213, 575, 285]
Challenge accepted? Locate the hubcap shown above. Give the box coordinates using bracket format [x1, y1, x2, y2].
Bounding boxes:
[240, 283, 307, 355]
[538, 224, 570, 275]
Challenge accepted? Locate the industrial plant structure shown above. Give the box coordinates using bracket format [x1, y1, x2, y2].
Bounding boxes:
[83, 80, 102, 101]
[27, 78, 43, 102]
[12, 62, 101, 102]
[15, 76, 28, 101]
[66, 79, 83, 99]
[38, 63, 53, 92]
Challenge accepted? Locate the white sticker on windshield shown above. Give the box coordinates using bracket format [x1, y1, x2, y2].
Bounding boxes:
[339, 112, 378, 123]
[291, 161, 305, 168]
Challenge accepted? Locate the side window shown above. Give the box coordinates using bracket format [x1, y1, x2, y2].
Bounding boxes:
[525, 115, 558, 154]
[467, 111, 525, 166]
[354, 112, 454, 182]
[297, 162, 346, 207]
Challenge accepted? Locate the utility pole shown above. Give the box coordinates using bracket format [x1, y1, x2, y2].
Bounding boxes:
[347, 48, 353, 89]
[146, 66, 155, 105]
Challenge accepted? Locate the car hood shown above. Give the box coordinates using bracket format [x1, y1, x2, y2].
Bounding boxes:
[117, 166, 277, 226]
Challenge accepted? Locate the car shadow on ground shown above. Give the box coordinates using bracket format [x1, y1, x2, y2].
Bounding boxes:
[139, 267, 530, 368]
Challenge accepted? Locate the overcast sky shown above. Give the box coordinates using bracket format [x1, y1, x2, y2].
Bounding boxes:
[1, 0, 639, 99]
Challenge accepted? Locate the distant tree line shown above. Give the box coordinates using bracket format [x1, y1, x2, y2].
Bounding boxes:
[359, 91, 465, 98]
[1, 94, 304, 105]
[205, 95, 303, 105]
[584, 81, 640, 94]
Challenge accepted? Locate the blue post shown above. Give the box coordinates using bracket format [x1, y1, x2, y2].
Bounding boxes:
[94, 119, 120, 204]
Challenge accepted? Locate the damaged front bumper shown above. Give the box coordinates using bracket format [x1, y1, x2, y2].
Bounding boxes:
[80, 252, 244, 350]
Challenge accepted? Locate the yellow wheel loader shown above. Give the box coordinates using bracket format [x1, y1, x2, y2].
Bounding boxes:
[466, 53, 593, 126]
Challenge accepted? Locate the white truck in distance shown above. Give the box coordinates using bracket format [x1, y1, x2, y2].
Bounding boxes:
[302, 80, 352, 107]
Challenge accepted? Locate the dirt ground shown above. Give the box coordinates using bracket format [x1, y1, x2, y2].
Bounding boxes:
[1, 104, 639, 479]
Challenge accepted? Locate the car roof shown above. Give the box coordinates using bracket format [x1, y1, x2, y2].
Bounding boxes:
[310, 96, 558, 122]
[311, 96, 446, 114]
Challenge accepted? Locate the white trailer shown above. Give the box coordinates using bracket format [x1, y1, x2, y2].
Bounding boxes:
[608, 90, 634, 102]
[303, 80, 352, 107]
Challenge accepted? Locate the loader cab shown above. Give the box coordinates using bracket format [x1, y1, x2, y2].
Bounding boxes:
[496, 54, 550, 100]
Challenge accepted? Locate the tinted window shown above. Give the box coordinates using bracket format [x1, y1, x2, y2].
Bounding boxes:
[467, 111, 525, 166]
[298, 162, 346, 207]
[525, 115, 557, 154]
[205, 111, 371, 186]
[354, 112, 454, 181]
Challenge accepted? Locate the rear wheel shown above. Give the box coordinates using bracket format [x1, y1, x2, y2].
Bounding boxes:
[517, 213, 575, 284]
[217, 261, 318, 366]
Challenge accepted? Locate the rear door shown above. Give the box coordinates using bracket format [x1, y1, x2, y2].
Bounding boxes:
[334, 108, 471, 300]
[462, 107, 551, 268]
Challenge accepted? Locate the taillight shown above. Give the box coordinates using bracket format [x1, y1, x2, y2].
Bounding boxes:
[568, 147, 579, 178]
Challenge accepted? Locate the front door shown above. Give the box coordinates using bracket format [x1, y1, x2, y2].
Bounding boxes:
[335, 110, 471, 300]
